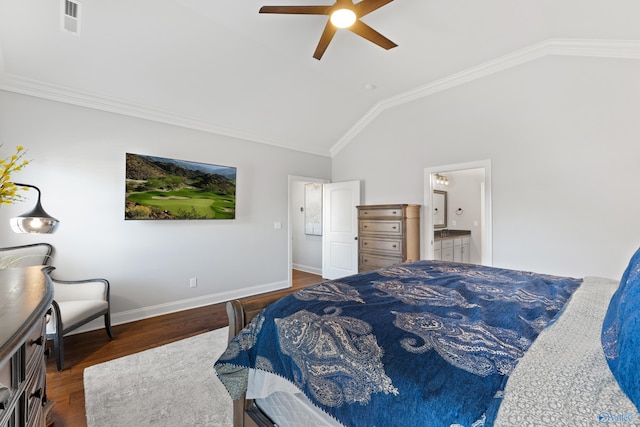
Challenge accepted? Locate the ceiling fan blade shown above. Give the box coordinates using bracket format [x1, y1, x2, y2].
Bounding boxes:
[349, 20, 397, 50]
[259, 5, 330, 15]
[313, 22, 338, 60]
[356, 0, 394, 17]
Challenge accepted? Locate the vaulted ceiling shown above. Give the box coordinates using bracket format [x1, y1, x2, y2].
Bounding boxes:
[1, 0, 639, 157]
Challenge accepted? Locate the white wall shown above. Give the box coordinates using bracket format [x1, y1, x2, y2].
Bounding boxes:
[0, 90, 331, 325]
[333, 55, 640, 279]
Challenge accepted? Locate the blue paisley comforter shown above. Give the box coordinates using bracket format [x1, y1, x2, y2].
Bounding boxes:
[214, 261, 582, 427]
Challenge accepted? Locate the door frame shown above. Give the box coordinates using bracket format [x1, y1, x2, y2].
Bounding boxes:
[288, 175, 329, 286]
[423, 160, 493, 266]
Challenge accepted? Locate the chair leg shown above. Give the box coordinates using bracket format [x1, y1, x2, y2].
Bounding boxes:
[104, 312, 113, 339]
[53, 333, 64, 371]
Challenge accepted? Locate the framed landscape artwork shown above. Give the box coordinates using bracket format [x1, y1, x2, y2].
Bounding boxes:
[125, 153, 236, 220]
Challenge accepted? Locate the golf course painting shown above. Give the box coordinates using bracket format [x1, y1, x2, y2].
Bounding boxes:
[125, 153, 236, 220]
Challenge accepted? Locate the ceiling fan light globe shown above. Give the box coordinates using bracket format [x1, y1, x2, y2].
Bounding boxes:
[330, 9, 356, 28]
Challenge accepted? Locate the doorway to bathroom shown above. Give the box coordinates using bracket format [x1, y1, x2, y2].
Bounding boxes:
[424, 160, 493, 266]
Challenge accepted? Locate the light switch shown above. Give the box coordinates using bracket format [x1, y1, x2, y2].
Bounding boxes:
[274, 221, 282, 230]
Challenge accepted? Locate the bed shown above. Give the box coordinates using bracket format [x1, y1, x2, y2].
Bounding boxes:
[214, 252, 640, 427]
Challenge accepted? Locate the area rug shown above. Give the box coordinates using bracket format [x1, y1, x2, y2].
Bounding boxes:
[84, 327, 233, 427]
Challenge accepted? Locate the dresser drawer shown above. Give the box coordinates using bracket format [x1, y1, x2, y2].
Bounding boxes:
[360, 237, 403, 256]
[25, 362, 45, 427]
[359, 220, 402, 236]
[358, 207, 404, 219]
[359, 253, 402, 271]
[25, 317, 46, 375]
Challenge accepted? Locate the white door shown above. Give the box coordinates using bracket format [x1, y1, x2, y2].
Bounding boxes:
[322, 180, 361, 280]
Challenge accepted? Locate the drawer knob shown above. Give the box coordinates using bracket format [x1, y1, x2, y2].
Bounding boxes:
[392, 226, 397, 229]
[31, 388, 43, 400]
[392, 245, 397, 248]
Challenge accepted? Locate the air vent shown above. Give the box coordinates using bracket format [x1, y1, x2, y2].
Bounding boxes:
[62, 0, 81, 34]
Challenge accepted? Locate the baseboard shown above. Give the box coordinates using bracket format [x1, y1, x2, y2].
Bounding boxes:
[69, 279, 290, 335]
[292, 264, 322, 275]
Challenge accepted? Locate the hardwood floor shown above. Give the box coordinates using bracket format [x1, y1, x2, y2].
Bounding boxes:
[45, 270, 322, 427]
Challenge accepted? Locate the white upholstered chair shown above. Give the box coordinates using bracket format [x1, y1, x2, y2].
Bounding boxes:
[0, 243, 112, 371]
[45, 275, 113, 371]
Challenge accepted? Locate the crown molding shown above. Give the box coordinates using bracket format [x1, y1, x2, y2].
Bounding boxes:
[330, 38, 640, 157]
[0, 72, 331, 158]
[1, 39, 638, 159]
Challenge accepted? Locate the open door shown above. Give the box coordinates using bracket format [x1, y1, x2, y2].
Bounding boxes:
[322, 180, 361, 280]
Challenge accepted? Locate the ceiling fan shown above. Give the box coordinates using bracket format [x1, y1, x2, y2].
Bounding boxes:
[259, 0, 397, 60]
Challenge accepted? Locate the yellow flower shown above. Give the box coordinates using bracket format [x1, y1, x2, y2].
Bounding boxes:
[0, 144, 30, 205]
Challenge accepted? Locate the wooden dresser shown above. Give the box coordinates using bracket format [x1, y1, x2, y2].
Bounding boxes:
[357, 204, 421, 272]
[0, 266, 54, 427]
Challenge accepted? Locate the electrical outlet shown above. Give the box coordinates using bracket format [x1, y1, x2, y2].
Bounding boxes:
[189, 277, 197, 288]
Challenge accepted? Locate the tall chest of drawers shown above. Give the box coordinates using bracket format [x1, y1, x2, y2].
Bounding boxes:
[0, 266, 53, 427]
[357, 204, 421, 272]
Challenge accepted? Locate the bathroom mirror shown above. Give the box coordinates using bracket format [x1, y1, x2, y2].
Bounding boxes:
[433, 190, 447, 229]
